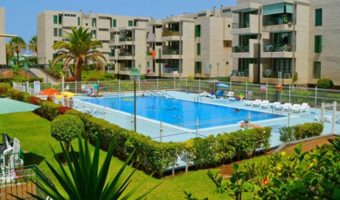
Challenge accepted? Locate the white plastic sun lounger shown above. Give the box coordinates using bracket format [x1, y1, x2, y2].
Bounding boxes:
[252, 99, 262, 107]
[282, 103, 292, 111]
[244, 100, 252, 106]
[260, 100, 270, 109]
[291, 104, 302, 112]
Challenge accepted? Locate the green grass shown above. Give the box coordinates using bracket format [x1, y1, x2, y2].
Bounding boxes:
[0, 112, 228, 199]
[82, 70, 115, 81]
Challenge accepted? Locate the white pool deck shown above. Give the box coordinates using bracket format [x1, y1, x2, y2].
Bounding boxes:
[73, 91, 340, 147]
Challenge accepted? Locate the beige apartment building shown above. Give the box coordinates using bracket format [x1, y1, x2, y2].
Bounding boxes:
[230, 0, 340, 86]
[37, 10, 150, 72]
[0, 7, 6, 66]
[37, 8, 233, 78]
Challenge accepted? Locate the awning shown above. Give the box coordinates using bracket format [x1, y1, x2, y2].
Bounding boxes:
[216, 83, 229, 88]
[263, 3, 294, 16]
[0, 98, 40, 115]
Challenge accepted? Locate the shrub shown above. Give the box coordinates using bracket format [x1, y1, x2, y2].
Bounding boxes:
[104, 73, 115, 79]
[294, 123, 323, 140]
[29, 96, 41, 105]
[0, 83, 11, 97]
[34, 101, 60, 121]
[58, 106, 72, 114]
[51, 114, 84, 151]
[280, 123, 323, 142]
[317, 79, 334, 89]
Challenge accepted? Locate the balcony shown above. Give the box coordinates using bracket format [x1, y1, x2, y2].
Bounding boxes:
[231, 14, 259, 35]
[261, 70, 292, 85]
[119, 36, 133, 42]
[119, 51, 134, 56]
[232, 39, 258, 58]
[162, 48, 180, 55]
[262, 44, 293, 58]
[232, 46, 249, 53]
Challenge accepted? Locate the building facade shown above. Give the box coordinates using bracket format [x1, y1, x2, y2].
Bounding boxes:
[37, 8, 233, 78]
[230, 0, 340, 86]
[0, 7, 6, 66]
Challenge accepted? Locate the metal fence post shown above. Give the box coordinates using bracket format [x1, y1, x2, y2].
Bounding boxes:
[321, 103, 325, 124]
[118, 79, 121, 94]
[332, 101, 337, 133]
[74, 81, 77, 93]
[26, 81, 29, 93]
[289, 84, 291, 103]
[230, 80, 232, 91]
[160, 122, 163, 142]
[198, 79, 201, 93]
[173, 76, 176, 89]
[131, 113, 134, 130]
[195, 118, 199, 138]
[315, 86, 318, 107]
[157, 78, 159, 90]
[266, 83, 268, 100]
[138, 79, 141, 92]
[245, 82, 248, 99]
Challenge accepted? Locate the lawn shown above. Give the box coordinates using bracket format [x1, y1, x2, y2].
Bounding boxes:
[82, 70, 115, 81]
[0, 112, 227, 200]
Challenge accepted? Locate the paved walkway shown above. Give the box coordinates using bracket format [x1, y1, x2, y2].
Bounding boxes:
[29, 68, 59, 85]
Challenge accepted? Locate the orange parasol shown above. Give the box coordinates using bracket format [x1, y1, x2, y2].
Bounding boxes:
[39, 88, 61, 96]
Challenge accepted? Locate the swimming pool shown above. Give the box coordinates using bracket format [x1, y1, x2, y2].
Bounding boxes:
[81, 96, 284, 129]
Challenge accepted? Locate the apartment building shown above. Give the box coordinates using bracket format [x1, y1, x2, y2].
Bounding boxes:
[37, 8, 233, 78]
[37, 10, 151, 71]
[0, 7, 6, 66]
[230, 0, 340, 86]
[308, 0, 340, 86]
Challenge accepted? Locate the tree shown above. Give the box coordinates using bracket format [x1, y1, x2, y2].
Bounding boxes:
[28, 35, 38, 55]
[5, 43, 14, 66]
[52, 27, 106, 91]
[30, 136, 159, 200]
[9, 36, 26, 67]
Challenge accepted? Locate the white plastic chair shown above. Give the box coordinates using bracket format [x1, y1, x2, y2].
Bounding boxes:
[260, 100, 270, 109]
[291, 104, 302, 113]
[252, 99, 262, 107]
[282, 103, 292, 111]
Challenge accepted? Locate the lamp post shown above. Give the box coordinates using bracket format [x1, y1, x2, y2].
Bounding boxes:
[129, 67, 141, 131]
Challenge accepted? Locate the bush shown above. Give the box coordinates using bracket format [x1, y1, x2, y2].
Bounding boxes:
[0, 83, 11, 97]
[65, 76, 76, 82]
[34, 101, 60, 121]
[29, 96, 41, 105]
[51, 114, 84, 150]
[294, 123, 323, 140]
[280, 123, 323, 142]
[317, 79, 334, 89]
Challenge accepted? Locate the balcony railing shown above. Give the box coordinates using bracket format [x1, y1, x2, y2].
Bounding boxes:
[232, 22, 250, 29]
[231, 70, 249, 77]
[119, 36, 133, 42]
[263, 44, 292, 52]
[232, 46, 249, 53]
[119, 52, 134, 56]
[163, 67, 180, 74]
[262, 70, 292, 79]
[162, 48, 180, 55]
[162, 30, 180, 37]
[263, 17, 293, 26]
[119, 66, 133, 71]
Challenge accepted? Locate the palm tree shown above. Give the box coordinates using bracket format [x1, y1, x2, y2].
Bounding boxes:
[9, 36, 26, 67]
[28, 136, 158, 200]
[5, 43, 14, 66]
[29, 35, 37, 55]
[52, 27, 106, 90]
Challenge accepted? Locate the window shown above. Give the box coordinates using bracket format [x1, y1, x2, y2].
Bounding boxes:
[315, 35, 322, 53]
[53, 28, 58, 37]
[91, 30, 96, 38]
[53, 15, 58, 24]
[315, 9, 322, 26]
[314, 62, 321, 79]
[128, 20, 133, 27]
[134, 20, 137, 26]
[195, 25, 201, 37]
[92, 18, 96, 27]
[195, 62, 202, 74]
[78, 17, 80, 26]
[58, 15, 62, 24]
[59, 29, 63, 37]
[112, 19, 117, 27]
[197, 43, 201, 55]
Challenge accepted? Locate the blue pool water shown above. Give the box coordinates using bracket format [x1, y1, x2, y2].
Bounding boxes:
[81, 96, 284, 129]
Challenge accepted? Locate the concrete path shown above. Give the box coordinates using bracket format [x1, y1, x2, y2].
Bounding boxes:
[29, 68, 59, 85]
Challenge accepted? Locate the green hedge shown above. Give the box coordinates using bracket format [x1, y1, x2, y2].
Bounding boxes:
[280, 123, 324, 142]
[317, 79, 334, 89]
[0, 86, 273, 177]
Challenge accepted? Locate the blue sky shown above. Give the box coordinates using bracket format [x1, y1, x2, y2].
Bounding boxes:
[1, 0, 236, 42]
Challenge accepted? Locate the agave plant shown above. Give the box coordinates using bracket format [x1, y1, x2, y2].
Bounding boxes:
[30, 136, 159, 200]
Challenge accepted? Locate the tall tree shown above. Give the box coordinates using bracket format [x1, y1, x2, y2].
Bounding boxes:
[52, 27, 106, 88]
[9, 36, 26, 67]
[5, 43, 14, 66]
[29, 35, 38, 55]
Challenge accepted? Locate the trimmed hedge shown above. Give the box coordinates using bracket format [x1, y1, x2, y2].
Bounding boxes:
[317, 79, 334, 89]
[0, 86, 273, 177]
[279, 123, 324, 142]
